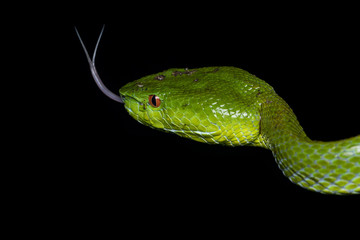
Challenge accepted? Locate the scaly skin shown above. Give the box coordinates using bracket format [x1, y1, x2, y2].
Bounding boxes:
[119, 66, 360, 194]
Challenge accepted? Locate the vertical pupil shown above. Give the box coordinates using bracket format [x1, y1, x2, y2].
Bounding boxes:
[151, 95, 157, 106]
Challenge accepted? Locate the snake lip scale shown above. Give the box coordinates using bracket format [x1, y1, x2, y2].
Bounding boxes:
[76, 26, 360, 195]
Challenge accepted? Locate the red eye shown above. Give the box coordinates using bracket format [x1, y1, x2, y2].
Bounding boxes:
[149, 95, 161, 108]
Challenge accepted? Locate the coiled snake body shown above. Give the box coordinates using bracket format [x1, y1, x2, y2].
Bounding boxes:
[77, 28, 360, 195]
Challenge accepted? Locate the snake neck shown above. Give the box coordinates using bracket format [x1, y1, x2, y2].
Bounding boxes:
[259, 95, 360, 194]
[259, 95, 309, 149]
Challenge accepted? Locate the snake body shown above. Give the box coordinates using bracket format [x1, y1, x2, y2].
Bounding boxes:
[76, 27, 359, 194]
[119, 66, 360, 194]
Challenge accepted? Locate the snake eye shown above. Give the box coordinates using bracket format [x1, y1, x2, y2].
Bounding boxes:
[149, 95, 161, 108]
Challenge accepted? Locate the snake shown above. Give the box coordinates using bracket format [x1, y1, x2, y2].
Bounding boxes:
[76, 26, 360, 195]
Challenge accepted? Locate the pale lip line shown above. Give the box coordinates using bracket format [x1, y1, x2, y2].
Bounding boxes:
[163, 127, 221, 144]
[163, 128, 219, 136]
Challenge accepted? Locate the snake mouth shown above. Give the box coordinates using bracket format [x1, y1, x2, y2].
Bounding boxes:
[119, 95, 136, 104]
[121, 95, 145, 110]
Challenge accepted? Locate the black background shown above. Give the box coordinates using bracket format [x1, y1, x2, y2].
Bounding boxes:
[19, 19, 359, 232]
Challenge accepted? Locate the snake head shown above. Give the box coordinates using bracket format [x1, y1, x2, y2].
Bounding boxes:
[120, 67, 270, 146]
[77, 27, 267, 146]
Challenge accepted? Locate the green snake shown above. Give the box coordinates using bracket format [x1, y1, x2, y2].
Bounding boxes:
[76, 26, 360, 195]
